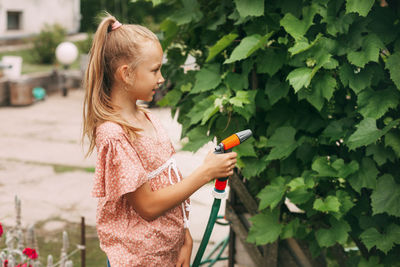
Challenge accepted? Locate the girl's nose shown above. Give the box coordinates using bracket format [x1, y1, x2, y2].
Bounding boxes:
[158, 75, 165, 85]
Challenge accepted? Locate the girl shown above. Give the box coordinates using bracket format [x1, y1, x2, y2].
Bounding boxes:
[82, 13, 237, 267]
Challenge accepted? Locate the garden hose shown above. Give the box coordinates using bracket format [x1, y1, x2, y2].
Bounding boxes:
[192, 130, 252, 267]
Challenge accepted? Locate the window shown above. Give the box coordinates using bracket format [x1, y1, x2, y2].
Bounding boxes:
[7, 11, 22, 30]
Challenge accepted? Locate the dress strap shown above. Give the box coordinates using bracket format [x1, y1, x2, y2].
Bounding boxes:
[146, 156, 190, 228]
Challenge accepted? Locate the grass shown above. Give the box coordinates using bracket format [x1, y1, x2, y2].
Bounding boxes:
[0, 48, 81, 75]
[33, 218, 106, 266]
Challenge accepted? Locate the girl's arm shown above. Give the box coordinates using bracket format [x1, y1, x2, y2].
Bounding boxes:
[126, 151, 237, 221]
[176, 228, 193, 267]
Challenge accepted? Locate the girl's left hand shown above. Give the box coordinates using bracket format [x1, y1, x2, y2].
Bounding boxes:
[176, 229, 193, 267]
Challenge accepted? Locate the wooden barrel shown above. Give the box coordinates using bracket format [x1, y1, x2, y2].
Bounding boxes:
[9, 78, 33, 106]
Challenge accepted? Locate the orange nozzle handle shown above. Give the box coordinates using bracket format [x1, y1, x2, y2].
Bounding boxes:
[221, 134, 241, 151]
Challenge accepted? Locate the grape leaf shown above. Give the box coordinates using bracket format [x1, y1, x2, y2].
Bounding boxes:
[346, 0, 374, 17]
[247, 209, 282, 245]
[360, 224, 400, 254]
[347, 34, 384, 68]
[257, 176, 286, 210]
[316, 217, 350, 247]
[348, 157, 378, 193]
[371, 174, 400, 217]
[385, 52, 400, 90]
[191, 64, 221, 94]
[313, 196, 341, 213]
[346, 118, 399, 150]
[234, 0, 264, 18]
[287, 67, 313, 92]
[357, 88, 400, 119]
[267, 126, 298, 160]
[206, 33, 238, 62]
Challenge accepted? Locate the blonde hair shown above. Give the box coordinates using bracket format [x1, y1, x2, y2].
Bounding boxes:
[82, 13, 159, 156]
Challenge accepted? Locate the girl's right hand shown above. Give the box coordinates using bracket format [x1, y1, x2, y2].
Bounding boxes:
[201, 150, 237, 182]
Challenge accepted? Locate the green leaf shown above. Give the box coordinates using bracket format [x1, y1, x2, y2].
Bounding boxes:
[366, 144, 396, 166]
[313, 196, 341, 213]
[358, 89, 400, 119]
[160, 19, 178, 48]
[348, 157, 379, 193]
[169, 0, 203, 25]
[186, 95, 216, 125]
[191, 64, 221, 93]
[287, 188, 313, 205]
[385, 52, 400, 90]
[288, 34, 322, 56]
[360, 224, 400, 254]
[240, 156, 269, 178]
[339, 63, 373, 94]
[335, 190, 355, 218]
[201, 105, 219, 125]
[312, 157, 337, 177]
[280, 5, 318, 40]
[331, 159, 359, 178]
[257, 177, 286, 210]
[247, 209, 282, 245]
[224, 72, 248, 92]
[225, 33, 272, 64]
[281, 218, 300, 239]
[385, 131, 400, 157]
[229, 90, 252, 107]
[287, 67, 313, 92]
[256, 49, 286, 76]
[371, 174, 400, 217]
[358, 256, 383, 267]
[298, 73, 336, 111]
[322, 119, 350, 142]
[206, 33, 238, 62]
[346, 0, 374, 17]
[267, 126, 298, 160]
[182, 126, 213, 152]
[265, 78, 290, 105]
[323, 10, 354, 36]
[234, 0, 264, 18]
[233, 102, 256, 122]
[346, 118, 399, 150]
[157, 89, 182, 107]
[347, 34, 384, 68]
[233, 138, 257, 157]
[315, 217, 350, 247]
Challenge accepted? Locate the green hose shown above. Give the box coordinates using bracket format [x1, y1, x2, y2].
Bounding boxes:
[191, 198, 221, 267]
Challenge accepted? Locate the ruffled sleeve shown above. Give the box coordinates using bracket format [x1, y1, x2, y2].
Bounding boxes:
[92, 137, 147, 201]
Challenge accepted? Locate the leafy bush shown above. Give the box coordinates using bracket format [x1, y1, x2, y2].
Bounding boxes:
[75, 33, 93, 54]
[155, 0, 400, 266]
[32, 24, 66, 64]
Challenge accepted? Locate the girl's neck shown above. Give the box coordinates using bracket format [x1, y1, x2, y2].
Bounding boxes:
[111, 85, 141, 118]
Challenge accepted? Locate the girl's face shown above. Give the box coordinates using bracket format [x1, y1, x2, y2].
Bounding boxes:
[130, 40, 165, 102]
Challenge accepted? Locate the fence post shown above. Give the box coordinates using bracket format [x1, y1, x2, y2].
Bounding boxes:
[81, 216, 86, 267]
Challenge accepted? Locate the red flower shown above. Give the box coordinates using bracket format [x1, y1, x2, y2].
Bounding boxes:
[3, 259, 8, 267]
[22, 247, 38, 260]
[0, 222, 3, 237]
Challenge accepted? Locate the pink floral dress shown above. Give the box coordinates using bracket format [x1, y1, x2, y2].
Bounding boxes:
[92, 112, 190, 267]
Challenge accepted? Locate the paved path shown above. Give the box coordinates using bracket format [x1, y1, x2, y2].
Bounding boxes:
[0, 89, 251, 266]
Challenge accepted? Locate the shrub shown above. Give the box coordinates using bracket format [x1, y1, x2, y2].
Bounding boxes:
[32, 24, 66, 64]
[157, 0, 400, 265]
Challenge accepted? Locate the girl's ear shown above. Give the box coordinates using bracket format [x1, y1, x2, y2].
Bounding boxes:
[116, 64, 134, 85]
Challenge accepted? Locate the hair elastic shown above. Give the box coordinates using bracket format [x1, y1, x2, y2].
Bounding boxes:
[111, 20, 122, 31]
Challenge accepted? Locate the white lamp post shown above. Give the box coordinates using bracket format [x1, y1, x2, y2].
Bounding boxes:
[55, 42, 78, 96]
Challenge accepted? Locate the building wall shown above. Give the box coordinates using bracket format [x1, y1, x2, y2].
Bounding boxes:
[0, 0, 81, 40]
